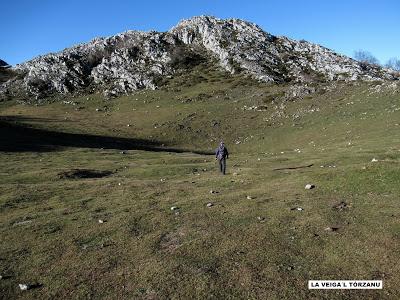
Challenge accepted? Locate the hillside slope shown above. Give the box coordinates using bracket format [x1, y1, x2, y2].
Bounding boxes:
[1, 69, 400, 298]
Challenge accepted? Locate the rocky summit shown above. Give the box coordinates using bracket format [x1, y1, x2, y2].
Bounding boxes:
[1, 16, 398, 100]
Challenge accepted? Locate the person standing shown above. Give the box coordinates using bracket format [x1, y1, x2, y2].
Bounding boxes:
[215, 142, 229, 175]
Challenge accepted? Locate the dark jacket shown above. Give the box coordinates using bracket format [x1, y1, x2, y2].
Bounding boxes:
[216, 145, 229, 160]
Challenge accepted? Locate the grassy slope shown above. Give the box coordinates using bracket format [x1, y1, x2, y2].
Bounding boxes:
[1, 66, 400, 299]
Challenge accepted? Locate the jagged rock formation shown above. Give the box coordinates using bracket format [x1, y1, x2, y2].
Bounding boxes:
[170, 17, 397, 82]
[1, 16, 398, 100]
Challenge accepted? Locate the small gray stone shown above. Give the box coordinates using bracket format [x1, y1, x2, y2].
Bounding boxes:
[291, 207, 304, 211]
[324, 226, 339, 232]
[19, 284, 29, 291]
[13, 220, 32, 226]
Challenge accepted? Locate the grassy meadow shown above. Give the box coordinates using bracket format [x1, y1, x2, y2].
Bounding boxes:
[1, 68, 400, 299]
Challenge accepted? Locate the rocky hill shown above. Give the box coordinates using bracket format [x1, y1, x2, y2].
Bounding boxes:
[1, 16, 398, 100]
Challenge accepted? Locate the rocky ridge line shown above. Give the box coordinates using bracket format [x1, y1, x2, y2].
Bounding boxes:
[1, 16, 398, 100]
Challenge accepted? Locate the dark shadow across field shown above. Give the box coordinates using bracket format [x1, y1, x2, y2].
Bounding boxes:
[0, 116, 213, 155]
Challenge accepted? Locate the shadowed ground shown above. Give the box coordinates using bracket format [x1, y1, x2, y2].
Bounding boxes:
[0, 116, 213, 155]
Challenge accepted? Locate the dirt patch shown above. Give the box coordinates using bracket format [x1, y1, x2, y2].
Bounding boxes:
[58, 169, 113, 179]
[128, 216, 151, 238]
[158, 229, 185, 254]
[333, 201, 350, 211]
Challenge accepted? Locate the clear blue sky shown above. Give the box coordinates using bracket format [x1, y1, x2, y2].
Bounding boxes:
[1, 0, 399, 66]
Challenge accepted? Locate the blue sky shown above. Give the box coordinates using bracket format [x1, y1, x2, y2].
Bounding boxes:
[1, 0, 399, 66]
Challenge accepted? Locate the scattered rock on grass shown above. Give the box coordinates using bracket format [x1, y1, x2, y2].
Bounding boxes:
[246, 195, 253, 200]
[324, 226, 340, 232]
[170, 206, 178, 211]
[305, 184, 315, 190]
[206, 202, 213, 208]
[98, 219, 105, 224]
[291, 207, 304, 211]
[371, 158, 378, 162]
[19, 284, 29, 291]
[257, 216, 266, 222]
[18, 283, 41, 291]
[333, 201, 350, 211]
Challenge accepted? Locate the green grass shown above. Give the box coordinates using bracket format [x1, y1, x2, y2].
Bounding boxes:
[1, 70, 400, 299]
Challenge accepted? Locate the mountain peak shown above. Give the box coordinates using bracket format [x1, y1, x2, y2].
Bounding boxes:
[173, 15, 261, 29]
[0, 16, 398, 100]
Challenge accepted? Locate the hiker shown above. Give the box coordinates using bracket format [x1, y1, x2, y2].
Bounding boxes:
[215, 141, 229, 175]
